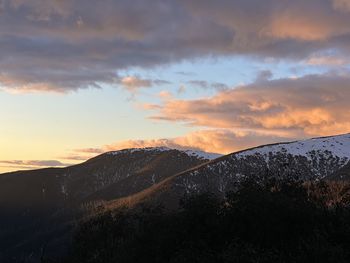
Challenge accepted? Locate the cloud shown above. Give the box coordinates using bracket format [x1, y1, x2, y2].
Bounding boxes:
[332, 0, 350, 12]
[183, 0, 350, 45]
[187, 80, 229, 91]
[120, 76, 170, 93]
[150, 72, 350, 137]
[305, 54, 348, 66]
[142, 103, 163, 110]
[1, 0, 350, 92]
[59, 151, 106, 163]
[0, 69, 118, 93]
[0, 72, 170, 94]
[120, 76, 153, 90]
[79, 129, 293, 155]
[58, 154, 94, 161]
[57, 148, 104, 161]
[255, 70, 273, 82]
[187, 80, 210, 89]
[177, 85, 186, 94]
[175, 71, 195, 76]
[73, 148, 104, 154]
[0, 159, 71, 167]
[158, 90, 173, 100]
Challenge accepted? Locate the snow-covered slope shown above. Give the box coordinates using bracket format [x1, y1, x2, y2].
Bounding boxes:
[183, 149, 222, 160]
[108, 146, 170, 155]
[166, 134, 350, 195]
[107, 147, 222, 160]
[237, 134, 350, 161]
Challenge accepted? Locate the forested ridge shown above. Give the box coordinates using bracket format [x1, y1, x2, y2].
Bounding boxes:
[42, 178, 350, 263]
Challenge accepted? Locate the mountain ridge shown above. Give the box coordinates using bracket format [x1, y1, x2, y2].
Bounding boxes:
[0, 147, 221, 261]
[104, 133, 350, 209]
[1, 134, 350, 262]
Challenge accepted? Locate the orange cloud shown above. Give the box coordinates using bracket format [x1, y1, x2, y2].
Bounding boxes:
[264, 5, 350, 42]
[0, 73, 66, 93]
[332, 0, 350, 12]
[158, 90, 173, 100]
[150, 73, 350, 138]
[74, 129, 292, 155]
[0, 159, 72, 172]
[119, 76, 171, 93]
[120, 76, 152, 91]
[73, 148, 104, 154]
[59, 154, 95, 162]
[305, 55, 348, 66]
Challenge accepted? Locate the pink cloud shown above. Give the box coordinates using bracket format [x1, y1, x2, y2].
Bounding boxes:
[149, 73, 350, 137]
[76, 129, 293, 155]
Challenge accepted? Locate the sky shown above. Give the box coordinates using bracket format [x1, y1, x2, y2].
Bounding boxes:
[1, 0, 350, 172]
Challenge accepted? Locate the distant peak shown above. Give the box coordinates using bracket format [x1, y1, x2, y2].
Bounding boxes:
[107, 146, 170, 155]
[106, 147, 222, 160]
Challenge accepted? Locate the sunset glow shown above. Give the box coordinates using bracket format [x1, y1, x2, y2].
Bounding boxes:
[1, 0, 350, 172]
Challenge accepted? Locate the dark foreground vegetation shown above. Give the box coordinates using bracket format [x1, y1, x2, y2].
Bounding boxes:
[53, 179, 350, 263]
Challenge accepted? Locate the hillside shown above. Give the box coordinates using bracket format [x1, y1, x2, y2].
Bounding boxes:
[169, 133, 350, 194]
[329, 162, 350, 181]
[0, 148, 216, 262]
[107, 134, 350, 209]
[1, 134, 350, 262]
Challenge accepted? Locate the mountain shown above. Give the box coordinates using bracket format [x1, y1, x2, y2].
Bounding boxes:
[0, 147, 219, 262]
[0, 147, 218, 207]
[107, 133, 350, 209]
[1, 134, 350, 262]
[172, 133, 350, 192]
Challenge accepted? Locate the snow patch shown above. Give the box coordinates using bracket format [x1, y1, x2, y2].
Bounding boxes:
[107, 147, 222, 160]
[236, 133, 350, 161]
[183, 150, 222, 160]
[108, 146, 170, 155]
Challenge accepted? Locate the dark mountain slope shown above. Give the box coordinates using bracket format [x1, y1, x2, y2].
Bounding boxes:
[83, 149, 214, 202]
[0, 147, 217, 262]
[328, 161, 350, 181]
[0, 148, 214, 209]
[1, 134, 350, 261]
